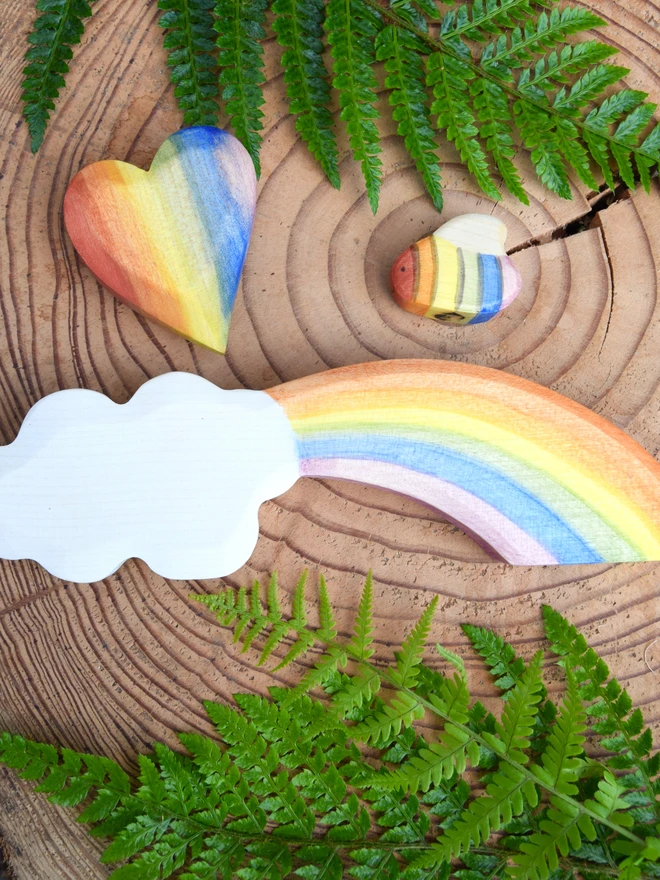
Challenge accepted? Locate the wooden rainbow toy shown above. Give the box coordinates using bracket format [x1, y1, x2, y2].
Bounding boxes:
[0, 360, 659, 581]
[64, 126, 256, 354]
[390, 214, 522, 324]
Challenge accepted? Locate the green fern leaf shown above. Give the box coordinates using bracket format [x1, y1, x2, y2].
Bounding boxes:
[350, 572, 375, 661]
[376, 24, 443, 211]
[518, 42, 619, 94]
[185, 707, 316, 838]
[413, 763, 538, 868]
[391, 596, 438, 689]
[507, 801, 589, 880]
[554, 64, 629, 113]
[514, 99, 572, 198]
[480, 8, 606, 71]
[531, 671, 586, 795]
[543, 606, 659, 822]
[317, 575, 337, 641]
[585, 771, 635, 828]
[326, 0, 383, 212]
[295, 844, 343, 879]
[158, 0, 219, 127]
[508, 674, 590, 880]
[326, 665, 381, 721]
[441, 0, 544, 46]
[272, 0, 340, 187]
[483, 651, 544, 764]
[469, 78, 528, 204]
[180, 837, 244, 879]
[611, 102, 657, 187]
[427, 52, 501, 201]
[352, 691, 425, 745]
[214, 0, 267, 175]
[462, 624, 526, 694]
[22, 0, 95, 152]
[283, 646, 348, 705]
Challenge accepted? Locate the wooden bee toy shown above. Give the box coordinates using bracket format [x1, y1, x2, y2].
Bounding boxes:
[390, 214, 522, 324]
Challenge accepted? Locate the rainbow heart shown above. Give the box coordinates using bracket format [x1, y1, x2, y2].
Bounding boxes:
[64, 127, 256, 354]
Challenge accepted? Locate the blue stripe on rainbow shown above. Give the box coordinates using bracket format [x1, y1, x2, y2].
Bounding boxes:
[299, 434, 601, 562]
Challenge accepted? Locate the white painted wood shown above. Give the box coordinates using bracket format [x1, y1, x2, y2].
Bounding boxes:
[0, 373, 299, 582]
[433, 213, 508, 254]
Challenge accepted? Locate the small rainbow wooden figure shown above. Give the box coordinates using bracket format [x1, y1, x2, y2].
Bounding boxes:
[390, 214, 522, 324]
[64, 126, 257, 354]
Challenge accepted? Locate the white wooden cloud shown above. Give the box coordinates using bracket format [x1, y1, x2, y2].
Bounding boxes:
[0, 373, 299, 582]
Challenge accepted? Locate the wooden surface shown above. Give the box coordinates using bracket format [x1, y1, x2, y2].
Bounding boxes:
[1, 1, 660, 876]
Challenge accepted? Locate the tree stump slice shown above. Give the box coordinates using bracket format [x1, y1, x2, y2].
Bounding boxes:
[2, 2, 660, 877]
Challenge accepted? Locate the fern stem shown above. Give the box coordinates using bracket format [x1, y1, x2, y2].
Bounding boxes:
[374, 661, 646, 849]
[204, 589, 647, 849]
[362, 0, 659, 178]
[218, 613, 649, 851]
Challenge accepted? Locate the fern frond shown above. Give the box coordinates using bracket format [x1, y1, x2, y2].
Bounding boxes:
[483, 651, 545, 764]
[190, 704, 316, 838]
[469, 77, 528, 203]
[518, 42, 619, 94]
[508, 800, 591, 880]
[413, 763, 538, 869]
[543, 606, 659, 820]
[329, 666, 381, 719]
[480, 8, 606, 72]
[532, 670, 586, 795]
[391, 596, 438, 689]
[4, 598, 660, 880]
[586, 771, 635, 829]
[158, 0, 219, 127]
[22, 0, 95, 152]
[369, 666, 479, 793]
[441, 0, 543, 46]
[508, 673, 590, 880]
[462, 623, 526, 694]
[214, 0, 267, 175]
[272, 0, 340, 188]
[427, 52, 502, 201]
[352, 690, 426, 745]
[326, 0, 383, 212]
[350, 571, 375, 661]
[376, 24, 443, 210]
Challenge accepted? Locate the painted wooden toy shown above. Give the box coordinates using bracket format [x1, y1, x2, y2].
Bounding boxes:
[1, 360, 660, 581]
[64, 126, 256, 354]
[390, 214, 522, 324]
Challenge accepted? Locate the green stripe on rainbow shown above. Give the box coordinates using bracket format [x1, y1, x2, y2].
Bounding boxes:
[267, 360, 660, 564]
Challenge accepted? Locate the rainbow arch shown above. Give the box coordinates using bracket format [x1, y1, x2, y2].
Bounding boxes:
[268, 360, 660, 564]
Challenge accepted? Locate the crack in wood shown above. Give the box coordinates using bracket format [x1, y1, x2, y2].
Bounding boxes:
[506, 182, 632, 256]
